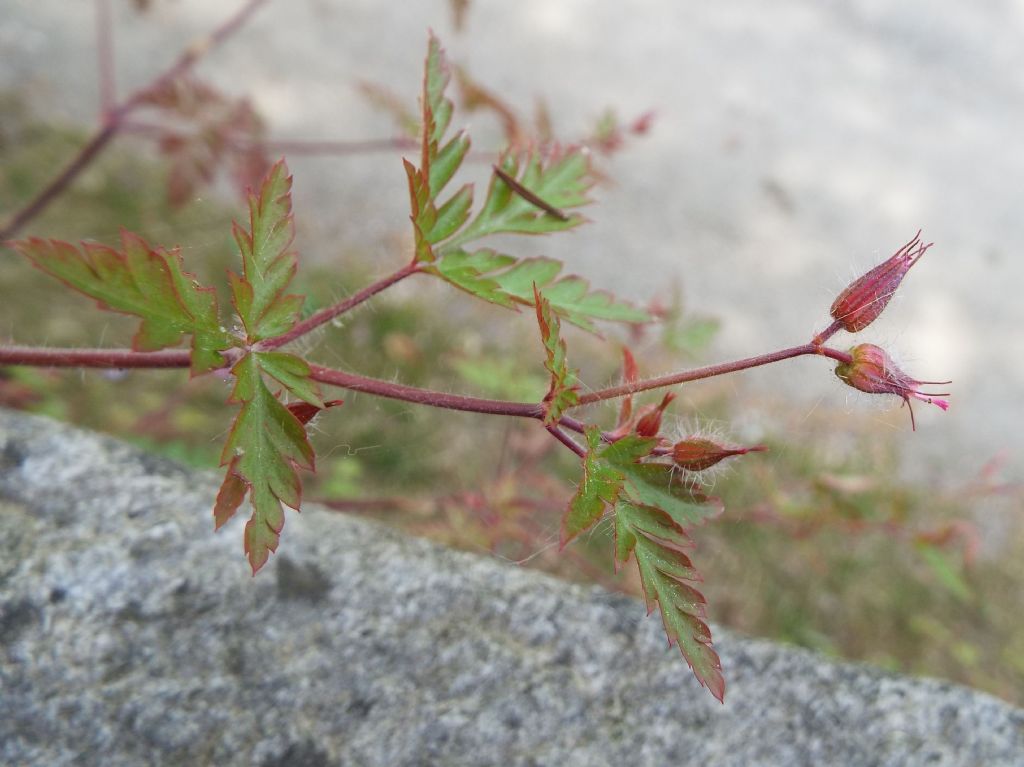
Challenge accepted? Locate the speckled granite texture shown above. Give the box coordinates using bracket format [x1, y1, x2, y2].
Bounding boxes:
[1, 408, 1022, 766]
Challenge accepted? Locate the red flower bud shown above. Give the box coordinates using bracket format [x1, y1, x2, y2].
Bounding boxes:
[671, 437, 766, 472]
[286, 399, 344, 425]
[830, 231, 932, 333]
[635, 392, 675, 437]
[834, 344, 949, 430]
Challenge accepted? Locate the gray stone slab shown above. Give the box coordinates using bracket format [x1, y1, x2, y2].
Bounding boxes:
[1, 407, 1022, 766]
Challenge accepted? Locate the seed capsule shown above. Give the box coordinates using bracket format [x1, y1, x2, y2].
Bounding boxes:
[830, 231, 932, 333]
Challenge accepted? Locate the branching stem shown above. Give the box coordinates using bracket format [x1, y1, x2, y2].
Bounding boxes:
[0, 0, 267, 242]
[257, 261, 422, 351]
[0, 339, 852, 427]
[545, 425, 586, 457]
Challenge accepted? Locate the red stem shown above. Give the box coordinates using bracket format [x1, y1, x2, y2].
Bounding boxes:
[577, 343, 842, 404]
[258, 261, 422, 350]
[545, 425, 586, 457]
[307, 364, 543, 419]
[812, 319, 845, 346]
[0, 346, 190, 369]
[0, 0, 267, 242]
[0, 342, 854, 420]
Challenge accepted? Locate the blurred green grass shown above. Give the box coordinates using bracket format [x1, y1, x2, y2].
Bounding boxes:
[2, 95, 1021, 705]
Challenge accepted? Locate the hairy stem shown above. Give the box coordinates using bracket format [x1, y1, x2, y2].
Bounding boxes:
[577, 343, 839, 405]
[258, 261, 422, 351]
[307, 364, 543, 418]
[0, 0, 267, 242]
[0, 341, 854, 421]
[545, 425, 586, 457]
[812, 319, 845, 347]
[0, 346, 191, 369]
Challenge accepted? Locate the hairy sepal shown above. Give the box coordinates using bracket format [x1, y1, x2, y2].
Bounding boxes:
[534, 285, 580, 425]
[13, 230, 229, 374]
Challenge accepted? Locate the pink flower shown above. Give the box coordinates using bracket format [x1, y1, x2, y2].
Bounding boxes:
[830, 231, 932, 333]
[834, 344, 950, 430]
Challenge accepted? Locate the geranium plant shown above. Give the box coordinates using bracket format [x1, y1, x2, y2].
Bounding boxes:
[0, 7, 949, 702]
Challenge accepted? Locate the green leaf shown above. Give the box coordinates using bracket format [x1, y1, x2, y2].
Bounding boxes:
[13, 230, 229, 374]
[422, 33, 454, 155]
[405, 34, 473, 264]
[255, 351, 323, 408]
[216, 353, 318, 573]
[610, 461, 725, 528]
[615, 500, 725, 702]
[663, 316, 720, 357]
[427, 252, 650, 332]
[230, 159, 303, 341]
[534, 285, 579, 425]
[562, 429, 630, 546]
[406, 36, 648, 330]
[562, 429, 658, 546]
[562, 428, 725, 699]
[446, 149, 592, 247]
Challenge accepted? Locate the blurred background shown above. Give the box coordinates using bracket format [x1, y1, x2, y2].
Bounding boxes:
[2, 0, 1022, 703]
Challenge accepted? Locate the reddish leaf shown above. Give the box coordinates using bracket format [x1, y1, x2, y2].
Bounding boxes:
[12, 230, 229, 373]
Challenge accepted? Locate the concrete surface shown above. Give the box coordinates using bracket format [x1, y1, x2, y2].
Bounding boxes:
[2, 407, 1023, 767]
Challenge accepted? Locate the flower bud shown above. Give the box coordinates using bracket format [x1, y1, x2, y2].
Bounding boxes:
[834, 344, 949, 430]
[286, 399, 344, 425]
[671, 437, 766, 472]
[635, 392, 675, 437]
[830, 231, 931, 333]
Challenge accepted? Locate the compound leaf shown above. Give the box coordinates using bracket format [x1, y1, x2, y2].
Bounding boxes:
[217, 353, 320, 573]
[13, 230, 229, 374]
[615, 500, 725, 702]
[563, 427, 725, 700]
[405, 34, 650, 330]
